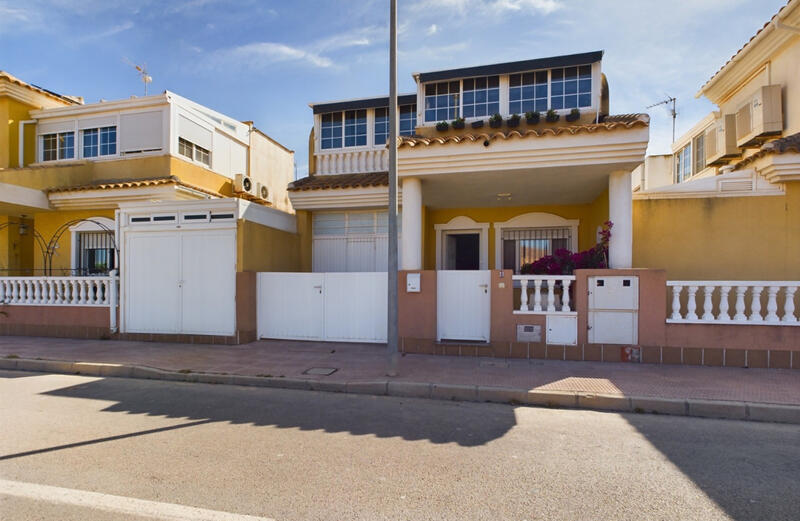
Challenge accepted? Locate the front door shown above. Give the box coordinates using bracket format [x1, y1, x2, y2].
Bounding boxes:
[437, 270, 491, 342]
[444, 233, 480, 270]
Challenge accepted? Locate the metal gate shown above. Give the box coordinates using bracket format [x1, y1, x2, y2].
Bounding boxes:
[257, 272, 387, 343]
[437, 270, 491, 342]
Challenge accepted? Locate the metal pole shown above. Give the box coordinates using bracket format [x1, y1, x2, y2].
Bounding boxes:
[387, 0, 399, 376]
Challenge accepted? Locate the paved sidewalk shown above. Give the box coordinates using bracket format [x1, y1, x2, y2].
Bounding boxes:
[1, 336, 798, 406]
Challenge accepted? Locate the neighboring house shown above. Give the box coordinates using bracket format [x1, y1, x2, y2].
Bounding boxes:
[0, 72, 295, 277]
[290, 51, 649, 275]
[633, 0, 800, 280]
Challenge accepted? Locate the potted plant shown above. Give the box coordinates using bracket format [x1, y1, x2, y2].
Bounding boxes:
[545, 109, 559, 123]
[451, 117, 465, 130]
[506, 113, 521, 128]
[471, 119, 485, 129]
[488, 113, 503, 128]
[436, 121, 449, 132]
[525, 111, 540, 124]
[566, 108, 580, 122]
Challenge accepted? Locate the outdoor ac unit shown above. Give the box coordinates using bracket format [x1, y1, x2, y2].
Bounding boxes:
[735, 85, 782, 148]
[705, 114, 740, 166]
[255, 182, 272, 203]
[233, 174, 256, 196]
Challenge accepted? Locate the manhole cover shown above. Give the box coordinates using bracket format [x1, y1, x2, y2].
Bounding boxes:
[480, 360, 509, 368]
[303, 367, 338, 376]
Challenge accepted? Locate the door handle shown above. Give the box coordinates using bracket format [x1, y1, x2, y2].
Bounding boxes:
[313, 285, 322, 294]
[479, 283, 488, 293]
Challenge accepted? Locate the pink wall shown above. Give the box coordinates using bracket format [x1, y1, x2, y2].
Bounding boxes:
[0, 305, 111, 339]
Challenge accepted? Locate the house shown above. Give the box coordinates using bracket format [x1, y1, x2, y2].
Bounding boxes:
[632, 0, 800, 281]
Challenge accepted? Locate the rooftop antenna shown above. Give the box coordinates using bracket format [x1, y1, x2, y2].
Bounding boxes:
[123, 57, 152, 96]
[647, 95, 677, 142]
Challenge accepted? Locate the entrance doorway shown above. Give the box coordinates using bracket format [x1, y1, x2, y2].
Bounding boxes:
[445, 233, 480, 270]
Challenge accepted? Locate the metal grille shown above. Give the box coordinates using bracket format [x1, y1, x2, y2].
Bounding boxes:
[502, 227, 571, 272]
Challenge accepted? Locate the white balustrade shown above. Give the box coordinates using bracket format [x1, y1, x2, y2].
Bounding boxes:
[667, 281, 800, 326]
[0, 275, 118, 307]
[513, 275, 577, 315]
[317, 149, 390, 175]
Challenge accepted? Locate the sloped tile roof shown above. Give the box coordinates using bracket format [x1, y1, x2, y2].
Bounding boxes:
[397, 114, 649, 148]
[46, 176, 222, 197]
[734, 132, 800, 170]
[0, 70, 83, 105]
[288, 172, 388, 191]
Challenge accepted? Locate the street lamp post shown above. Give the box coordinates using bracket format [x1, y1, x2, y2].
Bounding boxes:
[387, 0, 399, 376]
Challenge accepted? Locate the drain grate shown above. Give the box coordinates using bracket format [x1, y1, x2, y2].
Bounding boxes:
[303, 367, 338, 376]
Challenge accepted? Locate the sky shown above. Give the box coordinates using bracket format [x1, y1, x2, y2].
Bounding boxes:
[0, 0, 788, 179]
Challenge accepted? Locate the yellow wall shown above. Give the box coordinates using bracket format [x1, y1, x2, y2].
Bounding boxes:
[249, 129, 295, 213]
[633, 182, 800, 280]
[236, 220, 302, 272]
[0, 97, 38, 169]
[31, 209, 116, 273]
[423, 192, 609, 270]
[295, 210, 313, 272]
[0, 216, 34, 275]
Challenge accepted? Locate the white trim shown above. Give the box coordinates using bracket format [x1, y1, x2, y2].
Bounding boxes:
[0, 182, 50, 210]
[434, 216, 489, 270]
[492, 212, 579, 269]
[237, 199, 297, 234]
[289, 185, 402, 210]
[634, 167, 785, 199]
[68, 217, 116, 273]
[48, 185, 210, 210]
[18, 120, 35, 167]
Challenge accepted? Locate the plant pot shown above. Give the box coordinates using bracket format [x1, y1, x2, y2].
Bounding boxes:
[471, 120, 484, 129]
[565, 113, 580, 123]
[489, 120, 503, 129]
[526, 115, 540, 125]
[545, 114, 560, 123]
[507, 118, 520, 128]
[436, 122, 449, 132]
[452, 121, 465, 130]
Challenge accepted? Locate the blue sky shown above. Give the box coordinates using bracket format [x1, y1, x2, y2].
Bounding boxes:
[0, 0, 788, 179]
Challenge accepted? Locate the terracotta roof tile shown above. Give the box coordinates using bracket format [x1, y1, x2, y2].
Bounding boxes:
[288, 172, 388, 191]
[733, 132, 800, 170]
[397, 114, 649, 148]
[46, 176, 223, 197]
[0, 70, 83, 105]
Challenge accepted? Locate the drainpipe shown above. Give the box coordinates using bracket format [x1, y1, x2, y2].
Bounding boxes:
[18, 120, 35, 167]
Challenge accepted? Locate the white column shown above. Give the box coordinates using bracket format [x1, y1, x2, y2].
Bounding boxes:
[608, 169, 633, 268]
[400, 177, 422, 270]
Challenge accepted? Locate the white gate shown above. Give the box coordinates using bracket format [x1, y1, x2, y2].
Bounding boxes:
[257, 272, 387, 343]
[124, 230, 236, 336]
[437, 270, 491, 342]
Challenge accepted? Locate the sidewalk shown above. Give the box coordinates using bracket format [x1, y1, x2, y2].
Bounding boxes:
[1, 336, 799, 422]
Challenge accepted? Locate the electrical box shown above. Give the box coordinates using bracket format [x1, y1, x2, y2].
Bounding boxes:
[588, 276, 639, 345]
[546, 315, 577, 345]
[406, 272, 421, 293]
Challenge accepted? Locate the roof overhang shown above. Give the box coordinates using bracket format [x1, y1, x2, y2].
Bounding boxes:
[48, 183, 213, 210]
[0, 182, 51, 215]
[289, 185, 402, 210]
[310, 94, 417, 114]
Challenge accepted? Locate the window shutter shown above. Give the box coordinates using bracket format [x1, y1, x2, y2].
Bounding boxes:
[120, 111, 163, 152]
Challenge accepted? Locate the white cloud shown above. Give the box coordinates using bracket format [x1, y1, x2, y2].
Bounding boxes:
[219, 42, 333, 69]
[426, 24, 438, 35]
[81, 20, 134, 41]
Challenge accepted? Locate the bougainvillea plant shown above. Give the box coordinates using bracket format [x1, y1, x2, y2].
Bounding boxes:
[520, 220, 613, 275]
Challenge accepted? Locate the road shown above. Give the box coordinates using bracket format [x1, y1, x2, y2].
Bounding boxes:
[1, 370, 798, 521]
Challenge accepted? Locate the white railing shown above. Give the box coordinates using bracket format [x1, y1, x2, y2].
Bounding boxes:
[317, 149, 388, 175]
[667, 281, 800, 325]
[0, 275, 116, 306]
[513, 275, 576, 315]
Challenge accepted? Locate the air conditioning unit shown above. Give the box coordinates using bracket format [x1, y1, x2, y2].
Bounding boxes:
[705, 114, 740, 166]
[736, 85, 782, 148]
[254, 182, 272, 203]
[233, 174, 256, 196]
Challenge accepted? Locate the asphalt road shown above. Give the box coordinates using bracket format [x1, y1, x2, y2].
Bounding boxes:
[1, 370, 799, 521]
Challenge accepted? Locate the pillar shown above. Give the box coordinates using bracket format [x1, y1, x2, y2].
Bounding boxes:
[400, 177, 422, 270]
[608, 169, 632, 268]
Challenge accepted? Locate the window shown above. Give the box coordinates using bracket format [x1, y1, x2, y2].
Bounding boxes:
[424, 81, 459, 122]
[77, 231, 115, 275]
[41, 132, 74, 161]
[502, 228, 571, 273]
[344, 109, 367, 147]
[312, 210, 400, 272]
[82, 126, 116, 158]
[693, 134, 705, 175]
[674, 143, 692, 183]
[178, 137, 211, 166]
[462, 76, 499, 118]
[509, 71, 548, 114]
[551, 66, 592, 110]
[399, 104, 416, 136]
[321, 112, 343, 149]
[374, 107, 388, 146]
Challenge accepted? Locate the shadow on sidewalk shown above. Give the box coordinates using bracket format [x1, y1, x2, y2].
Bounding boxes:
[33, 375, 517, 448]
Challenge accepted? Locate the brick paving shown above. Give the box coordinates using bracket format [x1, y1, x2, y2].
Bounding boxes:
[1, 336, 798, 405]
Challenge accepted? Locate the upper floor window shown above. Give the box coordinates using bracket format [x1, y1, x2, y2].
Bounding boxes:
[509, 71, 547, 114]
[674, 143, 692, 183]
[321, 112, 343, 149]
[82, 126, 117, 158]
[424, 81, 459, 122]
[399, 104, 416, 136]
[462, 76, 499, 118]
[693, 134, 705, 175]
[344, 109, 367, 147]
[374, 108, 388, 146]
[42, 132, 74, 161]
[178, 137, 211, 166]
[551, 66, 592, 110]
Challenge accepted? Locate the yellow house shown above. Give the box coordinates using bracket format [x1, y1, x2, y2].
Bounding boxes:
[290, 51, 648, 275]
[632, 0, 800, 280]
[0, 72, 295, 277]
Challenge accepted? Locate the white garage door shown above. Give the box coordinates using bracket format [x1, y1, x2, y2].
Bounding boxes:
[125, 230, 236, 336]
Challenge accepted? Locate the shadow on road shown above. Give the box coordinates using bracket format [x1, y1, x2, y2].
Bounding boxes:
[35, 376, 517, 448]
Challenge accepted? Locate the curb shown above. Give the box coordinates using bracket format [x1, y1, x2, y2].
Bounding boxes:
[2, 357, 799, 425]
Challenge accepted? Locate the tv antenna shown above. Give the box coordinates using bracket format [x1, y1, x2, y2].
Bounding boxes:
[647, 95, 677, 142]
[123, 58, 152, 96]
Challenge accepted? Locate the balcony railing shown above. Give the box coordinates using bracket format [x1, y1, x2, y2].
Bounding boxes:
[317, 149, 388, 175]
[0, 273, 118, 307]
[512, 275, 576, 315]
[667, 281, 799, 325]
